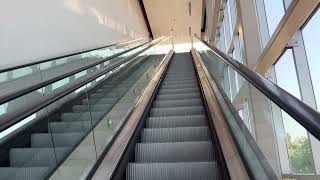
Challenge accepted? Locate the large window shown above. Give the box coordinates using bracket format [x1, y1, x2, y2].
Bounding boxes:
[275, 50, 315, 174]
[302, 9, 320, 110]
[263, 0, 285, 36]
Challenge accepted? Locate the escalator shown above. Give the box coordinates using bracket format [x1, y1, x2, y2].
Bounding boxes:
[126, 53, 221, 179]
[0, 55, 161, 180]
[2, 34, 320, 180]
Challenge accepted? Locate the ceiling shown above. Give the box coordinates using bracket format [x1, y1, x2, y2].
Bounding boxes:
[143, 0, 204, 44]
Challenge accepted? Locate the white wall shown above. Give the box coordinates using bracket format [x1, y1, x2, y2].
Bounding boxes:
[0, 0, 149, 69]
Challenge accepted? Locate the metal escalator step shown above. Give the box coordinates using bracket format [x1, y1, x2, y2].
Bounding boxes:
[160, 83, 196, 89]
[156, 93, 200, 101]
[163, 77, 196, 81]
[164, 77, 196, 81]
[61, 111, 105, 122]
[90, 93, 119, 98]
[165, 73, 195, 77]
[50, 121, 92, 133]
[135, 141, 215, 162]
[0, 167, 50, 180]
[82, 97, 118, 104]
[96, 87, 126, 92]
[142, 127, 211, 143]
[162, 80, 197, 85]
[72, 104, 112, 113]
[102, 84, 132, 89]
[31, 132, 85, 148]
[150, 106, 205, 117]
[147, 115, 207, 128]
[153, 99, 202, 108]
[127, 162, 220, 180]
[158, 88, 199, 95]
[10, 147, 70, 167]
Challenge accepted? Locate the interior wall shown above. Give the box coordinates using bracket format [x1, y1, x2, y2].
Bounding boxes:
[0, 0, 149, 69]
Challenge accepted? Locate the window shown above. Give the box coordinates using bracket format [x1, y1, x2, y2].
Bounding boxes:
[263, 0, 285, 36]
[302, 9, 320, 110]
[227, 0, 237, 32]
[275, 50, 315, 174]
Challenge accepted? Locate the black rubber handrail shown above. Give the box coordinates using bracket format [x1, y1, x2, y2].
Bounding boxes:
[0, 39, 160, 105]
[194, 35, 320, 141]
[0, 38, 147, 73]
[0, 37, 167, 131]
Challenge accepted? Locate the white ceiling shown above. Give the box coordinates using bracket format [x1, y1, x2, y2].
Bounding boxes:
[143, 0, 204, 44]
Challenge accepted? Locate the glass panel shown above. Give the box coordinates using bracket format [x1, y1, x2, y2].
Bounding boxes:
[0, 65, 42, 97]
[0, 101, 58, 179]
[0, 38, 148, 99]
[193, 39, 319, 179]
[0, 88, 44, 125]
[45, 85, 96, 180]
[263, 0, 285, 36]
[227, 0, 237, 32]
[223, 5, 231, 48]
[48, 38, 171, 179]
[302, 9, 320, 110]
[274, 50, 316, 175]
[0, 37, 167, 180]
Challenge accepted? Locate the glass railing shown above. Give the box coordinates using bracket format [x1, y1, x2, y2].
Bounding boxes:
[0, 37, 171, 180]
[193, 37, 320, 180]
[0, 39, 160, 131]
[0, 38, 148, 98]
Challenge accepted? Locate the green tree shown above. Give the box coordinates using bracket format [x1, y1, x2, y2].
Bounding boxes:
[287, 135, 315, 174]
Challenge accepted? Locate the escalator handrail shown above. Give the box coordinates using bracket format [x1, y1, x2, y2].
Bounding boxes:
[0, 38, 147, 73]
[194, 35, 320, 141]
[0, 39, 159, 105]
[0, 37, 168, 132]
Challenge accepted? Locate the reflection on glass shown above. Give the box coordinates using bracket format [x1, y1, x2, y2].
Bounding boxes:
[275, 50, 315, 174]
[263, 0, 285, 36]
[0, 38, 148, 100]
[0, 38, 171, 180]
[302, 9, 320, 111]
[193, 38, 319, 178]
[227, 0, 237, 32]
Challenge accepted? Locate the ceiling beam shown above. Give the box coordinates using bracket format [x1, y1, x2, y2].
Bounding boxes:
[255, 0, 320, 75]
[138, 0, 154, 39]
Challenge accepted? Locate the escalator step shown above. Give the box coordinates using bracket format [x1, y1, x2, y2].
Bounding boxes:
[160, 84, 196, 89]
[142, 127, 211, 143]
[135, 141, 215, 162]
[163, 77, 196, 81]
[162, 80, 197, 85]
[82, 97, 118, 104]
[156, 93, 200, 101]
[72, 104, 112, 113]
[31, 132, 85, 148]
[150, 106, 205, 117]
[10, 147, 70, 167]
[49, 121, 92, 133]
[127, 162, 220, 180]
[153, 99, 202, 108]
[158, 88, 199, 95]
[61, 111, 105, 122]
[0, 167, 50, 180]
[160, 84, 197, 89]
[147, 115, 207, 128]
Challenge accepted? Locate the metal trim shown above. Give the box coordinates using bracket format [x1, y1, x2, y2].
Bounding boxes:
[191, 48, 250, 180]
